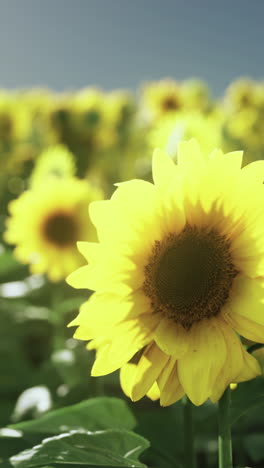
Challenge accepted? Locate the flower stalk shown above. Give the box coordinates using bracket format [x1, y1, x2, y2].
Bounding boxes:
[218, 386, 233, 468]
[183, 396, 196, 468]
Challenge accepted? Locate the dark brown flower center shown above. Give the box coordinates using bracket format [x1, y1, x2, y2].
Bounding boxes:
[43, 212, 78, 247]
[162, 96, 180, 111]
[143, 226, 238, 329]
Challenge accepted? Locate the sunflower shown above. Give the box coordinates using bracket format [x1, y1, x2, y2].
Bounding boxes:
[225, 78, 258, 110]
[141, 79, 184, 120]
[29, 145, 76, 188]
[5, 178, 102, 282]
[181, 79, 211, 112]
[148, 110, 222, 161]
[68, 139, 264, 406]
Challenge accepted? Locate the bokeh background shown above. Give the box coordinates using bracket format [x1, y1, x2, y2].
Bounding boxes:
[1, 0, 263, 94]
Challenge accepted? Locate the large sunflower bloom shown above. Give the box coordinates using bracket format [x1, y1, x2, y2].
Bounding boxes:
[68, 139, 264, 406]
[5, 178, 102, 281]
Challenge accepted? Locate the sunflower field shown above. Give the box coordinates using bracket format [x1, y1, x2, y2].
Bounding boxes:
[1, 78, 264, 468]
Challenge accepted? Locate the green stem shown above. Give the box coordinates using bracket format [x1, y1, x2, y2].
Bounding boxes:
[218, 386, 233, 468]
[50, 283, 65, 351]
[183, 396, 196, 468]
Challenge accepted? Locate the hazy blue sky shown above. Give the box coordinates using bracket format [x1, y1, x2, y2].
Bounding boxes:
[0, 0, 263, 96]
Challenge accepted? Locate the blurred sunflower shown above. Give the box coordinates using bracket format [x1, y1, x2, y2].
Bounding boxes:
[68, 139, 264, 407]
[0, 91, 31, 143]
[181, 79, 211, 112]
[149, 110, 222, 160]
[225, 78, 258, 110]
[29, 144, 76, 187]
[141, 79, 184, 120]
[5, 178, 102, 281]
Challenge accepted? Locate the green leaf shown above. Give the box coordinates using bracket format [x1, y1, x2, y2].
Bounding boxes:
[230, 377, 264, 425]
[9, 398, 136, 435]
[9, 430, 149, 467]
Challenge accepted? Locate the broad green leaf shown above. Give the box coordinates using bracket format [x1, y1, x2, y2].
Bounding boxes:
[9, 398, 136, 434]
[230, 377, 264, 425]
[9, 430, 149, 467]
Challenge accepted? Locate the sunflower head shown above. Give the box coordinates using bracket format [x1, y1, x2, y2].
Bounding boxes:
[5, 177, 103, 282]
[143, 226, 238, 330]
[182, 79, 211, 111]
[225, 78, 258, 110]
[30, 145, 76, 188]
[148, 111, 222, 160]
[141, 79, 184, 120]
[68, 139, 264, 406]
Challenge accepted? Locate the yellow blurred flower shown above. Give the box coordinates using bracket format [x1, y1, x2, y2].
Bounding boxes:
[30, 145, 76, 187]
[225, 78, 259, 110]
[68, 139, 263, 406]
[149, 110, 222, 159]
[182, 79, 211, 111]
[5, 178, 103, 282]
[0, 91, 31, 143]
[141, 79, 184, 120]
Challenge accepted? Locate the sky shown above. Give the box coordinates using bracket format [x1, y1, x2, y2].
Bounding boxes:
[0, 0, 263, 96]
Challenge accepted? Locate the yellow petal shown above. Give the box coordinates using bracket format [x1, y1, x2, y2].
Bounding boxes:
[235, 347, 261, 382]
[157, 356, 177, 391]
[210, 319, 244, 403]
[227, 276, 264, 326]
[70, 290, 151, 330]
[89, 183, 163, 254]
[91, 343, 120, 376]
[154, 318, 189, 357]
[67, 265, 96, 290]
[177, 139, 205, 168]
[152, 148, 177, 187]
[223, 276, 264, 343]
[119, 363, 137, 399]
[120, 362, 161, 401]
[178, 318, 226, 406]
[241, 160, 264, 184]
[146, 382, 160, 401]
[77, 242, 100, 263]
[91, 314, 159, 376]
[67, 255, 138, 295]
[159, 362, 185, 406]
[131, 342, 169, 401]
[226, 313, 264, 344]
[223, 151, 243, 171]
